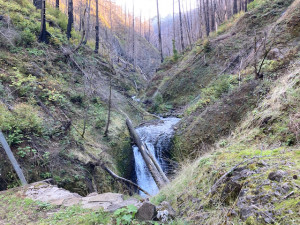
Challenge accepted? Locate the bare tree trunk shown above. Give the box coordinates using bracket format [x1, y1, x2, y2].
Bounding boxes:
[211, 0, 216, 32]
[104, 75, 112, 137]
[139, 11, 142, 36]
[56, 0, 59, 9]
[204, 0, 210, 37]
[245, 0, 248, 12]
[224, 0, 228, 20]
[95, 0, 100, 53]
[0, 131, 28, 186]
[38, 0, 49, 43]
[67, 0, 74, 39]
[233, 0, 238, 15]
[124, 3, 127, 26]
[156, 0, 164, 63]
[132, 2, 136, 67]
[109, 0, 113, 32]
[83, 0, 91, 44]
[101, 164, 151, 196]
[173, 0, 176, 41]
[178, 0, 185, 51]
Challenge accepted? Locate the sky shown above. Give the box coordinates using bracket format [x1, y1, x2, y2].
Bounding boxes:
[115, 0, 197, 19]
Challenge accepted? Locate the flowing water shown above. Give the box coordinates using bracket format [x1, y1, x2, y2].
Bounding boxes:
[132, 117, 180, 196]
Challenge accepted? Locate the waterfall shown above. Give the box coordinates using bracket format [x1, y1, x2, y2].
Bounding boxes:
[132, 118, 180, 196]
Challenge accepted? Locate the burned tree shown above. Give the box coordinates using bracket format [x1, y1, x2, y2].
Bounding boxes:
[67, 0, 74, 39]
[95, 0, 100, 53]
[38, 0, 49, 43]
[156, 0, 164, 63]
[33, 0, 42, 9]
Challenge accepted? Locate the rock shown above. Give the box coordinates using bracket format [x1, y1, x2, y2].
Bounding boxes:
[156, 201, 176, 222]
[84, 193, 123, 204]
[157, 210, 169, 223]
[136, 202, 157, 221]
[86, 192, 98, 197]
[232, 169, 255, 181]
[25, 181, 139, 212]
[280, 183, 291, 194]
[239, 205, 256, 220]
[267, 48, 283, 60]
[268, 170, 286, 182]
[221, 180, 242, 204]
[258, 211, 274, 224]
[257, 160, 268, 167]
[105, 198, 140, 213]
[63, 198, 82, 207]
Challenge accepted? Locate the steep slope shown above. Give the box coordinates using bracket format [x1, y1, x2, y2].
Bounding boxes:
[152, 60, 300, 224]
[145, 0, 300, 158]
[148, 0, 300, 224]
[0, 0, 150, 195]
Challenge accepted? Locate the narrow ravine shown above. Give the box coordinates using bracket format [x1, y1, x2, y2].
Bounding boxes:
[132, 118, 180, 196]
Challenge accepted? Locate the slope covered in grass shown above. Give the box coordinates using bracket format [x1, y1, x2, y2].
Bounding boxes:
[148, 0, 300, 224]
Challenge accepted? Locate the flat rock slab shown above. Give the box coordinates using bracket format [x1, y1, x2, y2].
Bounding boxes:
[83, 193, 124, 203]
[24, 181, 140, 212]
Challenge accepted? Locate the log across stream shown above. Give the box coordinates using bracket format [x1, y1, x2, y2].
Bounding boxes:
[131, 118, 180, 196]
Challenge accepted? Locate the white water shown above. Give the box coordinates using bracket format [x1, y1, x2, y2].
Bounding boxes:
[133, 118, 180, 196]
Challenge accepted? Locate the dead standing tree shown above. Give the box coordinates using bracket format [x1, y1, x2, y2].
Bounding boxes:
[38, 0, 50, 43]
[156, 0, 164, 63]
[104, 72, 112, 137]
[95, 0, 100, 53]
[253, 31, 273, 80]
[67, 0, 74, 39]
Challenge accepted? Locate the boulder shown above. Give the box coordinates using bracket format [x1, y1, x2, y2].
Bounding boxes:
[157, 201, 176, 222]
[268, 170, 286, 182]
[136, 202, 157, 221]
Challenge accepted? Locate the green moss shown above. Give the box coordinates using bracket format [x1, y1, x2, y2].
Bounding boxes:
[245, 216, 257, 225]
[275, 197, 300, 210]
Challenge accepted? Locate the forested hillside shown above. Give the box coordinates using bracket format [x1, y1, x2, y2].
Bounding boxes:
[0, 0, 154, 194]
[0, 0, 299, 224]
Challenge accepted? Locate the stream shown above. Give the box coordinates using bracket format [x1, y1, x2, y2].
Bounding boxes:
[132, 117, 180, 196]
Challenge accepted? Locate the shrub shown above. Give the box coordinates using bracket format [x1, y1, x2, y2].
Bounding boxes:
[0, 103, 43, 145]
[20, 28, 35, 46]
[9, 68, 37, 97]
[113, 205, 138, 225]
[185, 75, 237, 115]
[70, 94, 84, 106]
[47, 7, 68, 32]
[203, 39, 211, 53]
[172, 39, 179, 61]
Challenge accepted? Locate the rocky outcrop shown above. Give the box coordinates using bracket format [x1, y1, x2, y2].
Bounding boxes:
[24, 181, 141, 212]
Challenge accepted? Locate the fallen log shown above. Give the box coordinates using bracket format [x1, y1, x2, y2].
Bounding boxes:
[145, 144, 170, 183]
[126, 118, 167, 188]
[0, 130, 28, 185]
[101, 164, 151, 196]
